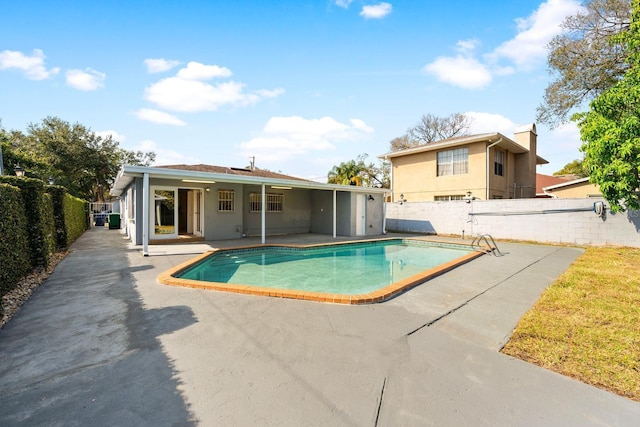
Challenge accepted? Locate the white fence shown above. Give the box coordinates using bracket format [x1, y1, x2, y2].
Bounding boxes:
[386, 198, 640, 247]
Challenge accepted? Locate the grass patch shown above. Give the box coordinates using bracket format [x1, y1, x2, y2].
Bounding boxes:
[502, 246, 640, 401]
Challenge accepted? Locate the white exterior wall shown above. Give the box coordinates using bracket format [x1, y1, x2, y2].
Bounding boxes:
[386, 198, 640, 247]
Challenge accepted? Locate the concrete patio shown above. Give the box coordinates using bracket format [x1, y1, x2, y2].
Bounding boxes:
[1, 227, 639, 426]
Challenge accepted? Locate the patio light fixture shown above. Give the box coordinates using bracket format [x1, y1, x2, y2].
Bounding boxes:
[14, 164, 25, 177]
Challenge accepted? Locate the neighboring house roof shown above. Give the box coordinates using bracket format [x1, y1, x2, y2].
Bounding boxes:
[379, 132, 548, 164]
[111, 164, 389, 196]
[536, 173, 573, 196]
[157, 164, 311, 182]
[542, 176, 591, 192]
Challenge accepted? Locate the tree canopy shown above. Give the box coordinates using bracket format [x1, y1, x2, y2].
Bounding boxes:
[1, 116, 155, 201]
[388, 113, 471, 152]
[327, 154, 389, 188]
[553, 159, 589, 177]
[573, 0, 640, 212]
[538, 0, 632, 127]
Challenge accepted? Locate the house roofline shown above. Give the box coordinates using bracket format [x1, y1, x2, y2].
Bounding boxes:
[111, 165, 391, 196]
[542, 176, 590, 191]
[378, 132, 531, 160]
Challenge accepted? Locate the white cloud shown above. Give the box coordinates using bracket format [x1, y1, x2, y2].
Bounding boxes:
[422, 0, 581, 89]
[465, 112, 517, 135]
[134, 108, 186, 126]
[255, 88, 286, 98]
[0, 49, 60, 80]
[239, 116, 374, 162]
[136, 140, 199, 166]
[144, 58, 182, 73]
[65, 68, 105, 91]
[144, 62, 284, 112]
[360, 2, 392, 19]
[176, 61, 232, 80]
[95, 130, 126, 142]
[335, 0, 354, 8]
[423, 56, 492, 90]
[491, 0, 583, 69]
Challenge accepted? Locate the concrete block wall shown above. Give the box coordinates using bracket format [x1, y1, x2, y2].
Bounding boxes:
[386, 198, 640, 247]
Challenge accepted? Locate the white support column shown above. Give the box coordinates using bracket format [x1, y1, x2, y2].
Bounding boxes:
[261, 183, 266, 244]
[332, 189, 337, 238]
[142, 172, 150, 256]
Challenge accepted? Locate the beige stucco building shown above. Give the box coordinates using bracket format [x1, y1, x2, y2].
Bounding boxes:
[380, 124, 547, 202]
[542, 177, 602, 198]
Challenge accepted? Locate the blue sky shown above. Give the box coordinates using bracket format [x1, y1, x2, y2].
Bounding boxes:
[1, 0, 584, 181]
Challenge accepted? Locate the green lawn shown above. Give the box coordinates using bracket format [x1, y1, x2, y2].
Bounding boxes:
[502, 246, 640, 401]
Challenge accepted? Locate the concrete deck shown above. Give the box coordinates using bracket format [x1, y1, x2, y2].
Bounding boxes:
[1, 228, 639, 426]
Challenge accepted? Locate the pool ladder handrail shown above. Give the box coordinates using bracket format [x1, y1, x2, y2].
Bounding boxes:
[471, 234, 503, 256]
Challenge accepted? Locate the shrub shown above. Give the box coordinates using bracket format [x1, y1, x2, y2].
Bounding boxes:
[64, 193, 88, 246]
[0, 183, 31, 314]
[46, 185, 68, 250]
[0, 176, 50, 267]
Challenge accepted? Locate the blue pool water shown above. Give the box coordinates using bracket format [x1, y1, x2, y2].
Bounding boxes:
[177, 240, 473, 295]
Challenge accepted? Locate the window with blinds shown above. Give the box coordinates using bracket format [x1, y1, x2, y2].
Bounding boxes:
[437, 147, 468, 176]
[494, 150, 505, 176]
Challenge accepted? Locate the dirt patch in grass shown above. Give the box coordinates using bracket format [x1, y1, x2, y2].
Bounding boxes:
[502, 246, 640, 401]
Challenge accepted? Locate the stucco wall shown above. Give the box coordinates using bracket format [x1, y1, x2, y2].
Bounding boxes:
[391, 143, 487, 202]
[386, 198, 640, 247]
[243, 186, 312, 236]
[547, 182, 601, 199]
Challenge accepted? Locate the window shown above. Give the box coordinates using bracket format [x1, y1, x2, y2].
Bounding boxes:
[218, 190, 235, 212]
[437, 147, 468, 176]
[434, 195, 465, 201]
[494, 150, 504, 176]
[250, 193, 284, 212]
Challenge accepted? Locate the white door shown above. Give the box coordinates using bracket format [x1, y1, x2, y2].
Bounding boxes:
[193, 190, 203, 237]
[151, 187, 178, 239]
[355, 194, 366, 236]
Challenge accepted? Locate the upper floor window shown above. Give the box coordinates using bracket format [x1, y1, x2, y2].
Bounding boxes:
[437, 147, 468, 176]
[494, 150, 505, 176]
[218, 190, 235, 212]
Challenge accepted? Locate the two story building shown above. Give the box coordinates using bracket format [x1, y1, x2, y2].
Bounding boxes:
[380, 124, 547, 202]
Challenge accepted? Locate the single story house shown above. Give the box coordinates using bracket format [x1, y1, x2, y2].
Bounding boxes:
[535, 173, 575, 198]
[541, 177, 602, 199]
[110, 164, 390, 255]
[379, 124, 547, 202]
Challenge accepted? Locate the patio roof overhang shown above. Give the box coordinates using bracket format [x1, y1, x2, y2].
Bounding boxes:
[111, 165, 390, 196]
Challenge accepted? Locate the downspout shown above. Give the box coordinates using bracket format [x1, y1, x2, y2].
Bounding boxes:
[382, 192, 388, 234]
[486, 138, 502, 200]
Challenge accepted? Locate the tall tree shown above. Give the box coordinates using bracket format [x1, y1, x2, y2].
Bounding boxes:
[573, 0, 640, 212]
[327, 154, 389, 188]
[553, 159, 589, 177]
[388, 113, 471, 152]
[4, 116, 155, 201]
[538, 0, 632, 127]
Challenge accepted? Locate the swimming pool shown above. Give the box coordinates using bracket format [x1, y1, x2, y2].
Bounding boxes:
[158, 239, 484, 304]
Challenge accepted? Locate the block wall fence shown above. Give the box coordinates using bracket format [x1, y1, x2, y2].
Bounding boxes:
[385, 198, 640, 247]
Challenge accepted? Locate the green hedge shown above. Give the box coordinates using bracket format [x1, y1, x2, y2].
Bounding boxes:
[46, 185, 68, 250]
[0, 183, 32, 315]
[64, 193, 88, 246]
[0, 177, 88, 317]
[0, 176, 53, 267]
